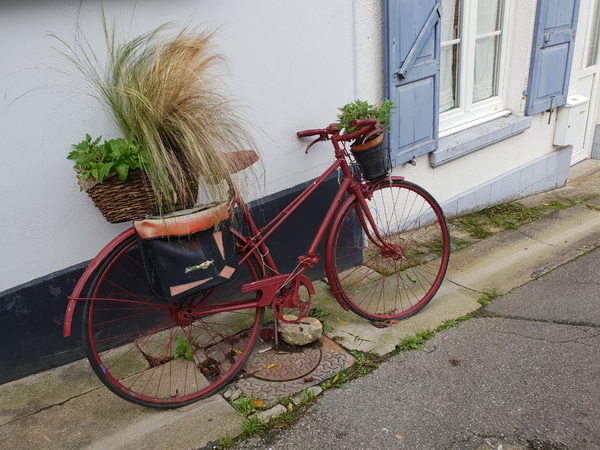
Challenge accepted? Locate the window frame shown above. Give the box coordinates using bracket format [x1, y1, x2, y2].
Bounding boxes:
[439, 0, 513, 136]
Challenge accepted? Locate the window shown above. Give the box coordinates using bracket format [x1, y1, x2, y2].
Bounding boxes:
[586, 0, 600, 68]
[440, 0, 509, 133]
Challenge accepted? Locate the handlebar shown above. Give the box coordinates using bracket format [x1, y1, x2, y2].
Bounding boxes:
[297, 119, 384, 153]
[297, 129, 326, 138]
[350, 118, 379, 128]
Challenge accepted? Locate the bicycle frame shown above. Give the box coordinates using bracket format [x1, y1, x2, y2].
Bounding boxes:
[226, 123, 402, 315]
[63, 119, 397, 335]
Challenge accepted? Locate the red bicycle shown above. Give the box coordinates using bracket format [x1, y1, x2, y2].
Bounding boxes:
[63, 118, 450, 408]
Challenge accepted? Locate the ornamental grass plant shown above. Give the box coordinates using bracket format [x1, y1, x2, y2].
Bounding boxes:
[52, 12, 257, 214]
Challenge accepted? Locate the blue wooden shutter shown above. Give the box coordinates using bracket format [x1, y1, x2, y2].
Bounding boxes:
[525, 0, 581, 116]
[385, 0, 442, 166]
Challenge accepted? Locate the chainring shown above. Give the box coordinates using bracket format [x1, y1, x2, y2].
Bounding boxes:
[272, 279, 312, 324]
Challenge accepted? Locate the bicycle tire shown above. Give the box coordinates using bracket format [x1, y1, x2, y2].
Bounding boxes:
[326, 178, 450, 321]
[81, 233, 264, 408]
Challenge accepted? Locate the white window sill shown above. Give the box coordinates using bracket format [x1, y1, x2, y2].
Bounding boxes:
[430, 114, 532, 167]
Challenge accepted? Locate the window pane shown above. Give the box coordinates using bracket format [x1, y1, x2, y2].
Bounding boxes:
[477, 0, 502, 34]
[442, 0, 461, 41]
[587, 0, 600, 67]
[440, 44, 460, 112]
[473, 35, 500, 102]
[440, 0, 461, 113]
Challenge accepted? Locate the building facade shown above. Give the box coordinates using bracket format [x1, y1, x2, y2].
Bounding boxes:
[0, 0, 598, 382]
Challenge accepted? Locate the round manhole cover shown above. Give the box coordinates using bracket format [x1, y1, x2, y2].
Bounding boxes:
[244, 347, 322, 381]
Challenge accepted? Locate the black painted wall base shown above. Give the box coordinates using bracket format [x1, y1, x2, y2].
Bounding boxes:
[0, 176, 342, 384]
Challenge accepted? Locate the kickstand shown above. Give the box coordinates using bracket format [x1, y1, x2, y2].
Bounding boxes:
[273, 317, 279, 351]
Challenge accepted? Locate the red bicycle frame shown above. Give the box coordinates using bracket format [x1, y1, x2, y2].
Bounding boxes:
[227, 119, 401, 313]
[63, 119, 399, 335]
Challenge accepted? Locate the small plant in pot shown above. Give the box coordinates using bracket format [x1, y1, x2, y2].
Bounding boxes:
[335, 99, 396, 181]
[68, 134, 148, 190]
[67, 134, 160, 223]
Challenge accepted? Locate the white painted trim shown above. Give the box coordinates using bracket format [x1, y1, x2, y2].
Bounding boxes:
[439, 109, 512, 138]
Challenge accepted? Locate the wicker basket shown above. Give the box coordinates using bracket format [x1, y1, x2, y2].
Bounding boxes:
[85, 169, 198, 224]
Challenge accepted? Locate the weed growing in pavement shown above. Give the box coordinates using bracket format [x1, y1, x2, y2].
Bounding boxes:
[271, 407, 299, 427]
[173, 336, 194, 361]
[436, 313, 474, 331]
[451, 200, 575, 240]
[477, 289, 498, 307]
[451, 238, 471, 251]
[308, 307, 333, 332]
[216, 431, 235, 449]
[232, 394, 258, 416]
[275, 395, 293, 408]
[350, 350, 383, 376]
[321, 362, 349, 390]
[240, 415, 267, 436]
[298, 389, 318, 406]
[394, 329, 435, 353]
[436, 319, 458, 331]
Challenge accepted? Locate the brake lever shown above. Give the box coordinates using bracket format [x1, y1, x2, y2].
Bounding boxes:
[363, 124, 384, 142]
[305, 134, 329, 154]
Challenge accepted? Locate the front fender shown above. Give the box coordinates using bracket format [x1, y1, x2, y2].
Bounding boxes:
[324, 175, 406, 310]
[63, 228, 136, 337]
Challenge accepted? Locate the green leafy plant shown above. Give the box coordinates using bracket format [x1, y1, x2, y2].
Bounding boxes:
[275, 395, 293, 409]
[273, 408, 299, 425]
[240, 415, 266, 436]
[308, 307, 333, 332]
[350, 350, 382, 376]
[395, 329, 435, 352]
[67, 134, 148, 186]
[321, 363, 349, 390]
[436, 319, 458, 331]
[297, 389, 318, 406]
[216, 431, 235, 449]
[173, 336, 194, 362]
[335, 99, 396, 137]
[477, 289, 498, 307]
[232, 394, 258, 416]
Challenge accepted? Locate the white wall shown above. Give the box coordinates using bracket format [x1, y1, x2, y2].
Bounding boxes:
[0, 0, 356, 292]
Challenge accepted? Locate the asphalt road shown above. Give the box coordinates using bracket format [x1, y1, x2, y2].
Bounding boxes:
[234, 247, 600, 449]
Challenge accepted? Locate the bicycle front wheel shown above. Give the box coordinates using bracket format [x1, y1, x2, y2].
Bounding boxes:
[327, 179, 450, 321]
[82, 233, 264, 408]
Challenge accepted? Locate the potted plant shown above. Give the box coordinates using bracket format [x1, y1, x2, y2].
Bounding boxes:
[335, 99, 396, 180]
[52, 13, 257, 221]
[67, 134, 161, 223]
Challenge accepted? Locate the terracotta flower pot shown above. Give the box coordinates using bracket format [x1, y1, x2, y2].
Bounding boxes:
[350, 134, 390, 181]
[350, 133, 384, 151]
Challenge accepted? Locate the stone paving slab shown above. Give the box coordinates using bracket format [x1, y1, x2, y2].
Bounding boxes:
[0, 373, 243, 450]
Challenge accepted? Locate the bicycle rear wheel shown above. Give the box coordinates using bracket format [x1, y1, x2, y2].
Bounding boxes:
[82, 233, 264, 408]
[327, 179, 450, 321]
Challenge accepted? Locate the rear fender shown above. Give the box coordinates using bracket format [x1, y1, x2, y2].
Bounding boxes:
[63, 228, 136, 337]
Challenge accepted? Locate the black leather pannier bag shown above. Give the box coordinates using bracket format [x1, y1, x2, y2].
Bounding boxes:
[133, 204, 238, 302]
